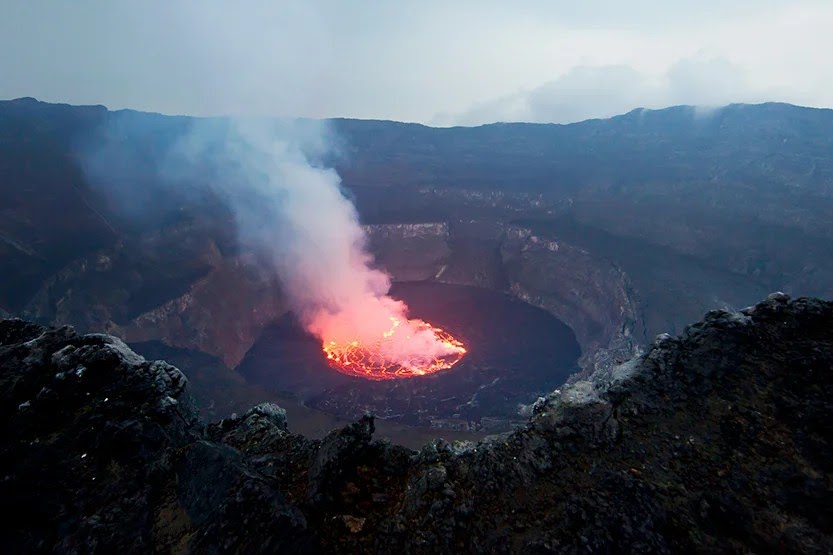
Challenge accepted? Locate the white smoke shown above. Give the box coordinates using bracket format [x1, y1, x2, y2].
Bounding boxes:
[156, 117, 462, 372]
[75, 98, 464, 376]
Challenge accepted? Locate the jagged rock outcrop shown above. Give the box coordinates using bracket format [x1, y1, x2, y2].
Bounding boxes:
[2, 293, 832, 552]
[0, 320, 312, 552]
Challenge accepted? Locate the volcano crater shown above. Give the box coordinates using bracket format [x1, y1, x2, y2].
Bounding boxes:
[238, 281, 581, 431]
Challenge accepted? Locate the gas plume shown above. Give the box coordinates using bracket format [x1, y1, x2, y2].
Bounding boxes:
[82, 115, 465, 379]
[186, 120, 466, 378]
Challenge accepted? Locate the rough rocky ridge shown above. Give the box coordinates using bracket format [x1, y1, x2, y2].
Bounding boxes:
[1, 293, 832, 552]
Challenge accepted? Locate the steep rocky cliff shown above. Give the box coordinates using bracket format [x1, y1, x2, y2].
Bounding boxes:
[2, 293, 831, 552]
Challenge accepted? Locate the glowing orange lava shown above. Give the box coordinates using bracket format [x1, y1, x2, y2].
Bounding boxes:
[322, 317, 467, 380]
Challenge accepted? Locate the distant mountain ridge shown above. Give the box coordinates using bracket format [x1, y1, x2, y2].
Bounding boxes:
[4, 96, 832, 192]
[333, 101, 833, 192]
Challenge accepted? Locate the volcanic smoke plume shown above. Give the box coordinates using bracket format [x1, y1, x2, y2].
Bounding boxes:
[80, 116, 466, 379]
[173, 120, 466, 380]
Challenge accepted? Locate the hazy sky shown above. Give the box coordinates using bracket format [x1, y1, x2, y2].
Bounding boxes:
[2, 1, 831, 124]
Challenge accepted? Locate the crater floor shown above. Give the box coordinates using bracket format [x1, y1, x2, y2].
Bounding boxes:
[237, 282, 581, 431]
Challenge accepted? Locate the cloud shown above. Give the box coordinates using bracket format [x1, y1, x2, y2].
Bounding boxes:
[447, 57, 767, 125]
[1, 1, 831, 123]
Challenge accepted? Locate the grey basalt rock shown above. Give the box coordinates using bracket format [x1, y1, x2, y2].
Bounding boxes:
[247, 402, 289, 430]
[176, 440, 311, 553]
[0, 320, 204, 551]
[529, 380, 616, 443]
[308, 415, 375, 505]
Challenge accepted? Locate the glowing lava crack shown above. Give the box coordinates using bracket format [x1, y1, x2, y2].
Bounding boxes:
[323, 317, 467, 380]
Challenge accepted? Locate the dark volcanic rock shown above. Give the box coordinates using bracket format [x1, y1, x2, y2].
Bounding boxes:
[0, 320, 199, 551]
[0, 319, 311, 552]
[2, 294, 833, 552]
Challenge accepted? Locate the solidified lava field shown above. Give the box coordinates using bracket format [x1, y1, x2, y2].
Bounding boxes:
[237, 282, 581, 431]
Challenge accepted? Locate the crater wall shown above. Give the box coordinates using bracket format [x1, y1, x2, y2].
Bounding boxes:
[367, 221, 644, 374]
[22, 219, 643, 375]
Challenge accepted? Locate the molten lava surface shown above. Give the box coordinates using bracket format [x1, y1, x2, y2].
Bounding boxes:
[323, 318, 467, 380]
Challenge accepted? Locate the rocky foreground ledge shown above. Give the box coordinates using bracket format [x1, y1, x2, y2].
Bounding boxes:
[1, 294, 831, 553]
